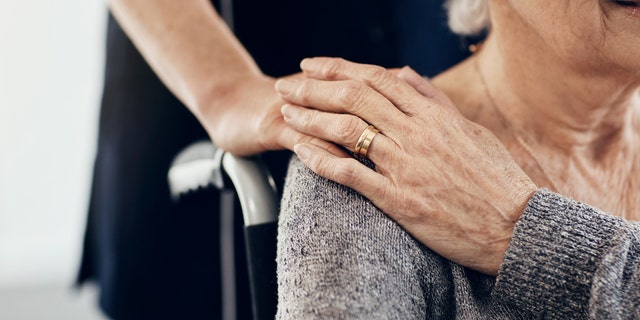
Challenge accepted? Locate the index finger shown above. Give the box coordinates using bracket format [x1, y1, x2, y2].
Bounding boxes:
[300, 57, 436, 116]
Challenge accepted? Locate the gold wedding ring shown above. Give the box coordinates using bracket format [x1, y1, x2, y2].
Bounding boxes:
[354, 125, 379, 160]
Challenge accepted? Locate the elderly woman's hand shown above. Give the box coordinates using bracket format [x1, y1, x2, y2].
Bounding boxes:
[275, 57, 538, 275]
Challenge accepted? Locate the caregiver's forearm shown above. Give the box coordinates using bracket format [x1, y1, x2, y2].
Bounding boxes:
[108, 0, 261, 117]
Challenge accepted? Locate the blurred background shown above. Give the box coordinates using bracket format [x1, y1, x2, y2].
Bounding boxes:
[0, 0, 107, 318]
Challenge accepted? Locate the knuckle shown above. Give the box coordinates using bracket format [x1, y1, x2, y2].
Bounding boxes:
[335, 117, 362, 142]
[374, 183, 403, 219]
[333, 161, 359, 184]
[363, 65, 391, 87]
[320, 58, 344, 79]
[337, 80, 367, 107]
[311, 157, 332, 178]
[297, 108, 315, 126]
[292, 79, 313, 104]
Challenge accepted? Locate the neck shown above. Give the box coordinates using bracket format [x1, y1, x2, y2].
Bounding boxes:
[476, 35, 640, 160]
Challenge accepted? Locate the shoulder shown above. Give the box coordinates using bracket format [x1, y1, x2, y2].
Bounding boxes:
[279, 156, 420, 253]
[277, 156, 448, 318]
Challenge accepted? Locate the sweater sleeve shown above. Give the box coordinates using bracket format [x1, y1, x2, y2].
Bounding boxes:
[493, 189, 640, 319]
[276, 157, 435, 319]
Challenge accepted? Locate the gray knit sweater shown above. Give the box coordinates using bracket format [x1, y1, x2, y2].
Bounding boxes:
[277, 156, 640, 319]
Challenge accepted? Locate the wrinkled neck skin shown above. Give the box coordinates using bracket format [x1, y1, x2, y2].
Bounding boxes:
[433, 4, 640, 218]
[476, 31, 640, 161]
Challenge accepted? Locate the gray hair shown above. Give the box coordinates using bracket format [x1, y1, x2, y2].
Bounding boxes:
[445, 0, 490, 36]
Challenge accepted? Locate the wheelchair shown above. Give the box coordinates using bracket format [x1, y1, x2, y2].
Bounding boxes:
[168, 141, 278, 320]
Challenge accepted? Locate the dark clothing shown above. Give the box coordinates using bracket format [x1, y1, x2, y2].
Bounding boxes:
[78, 1, 469, 319]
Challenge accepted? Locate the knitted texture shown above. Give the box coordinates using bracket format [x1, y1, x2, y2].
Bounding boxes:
[277, 157, 533, 319]
[277, 157, 640, 318]
[494, 189, 640, 319]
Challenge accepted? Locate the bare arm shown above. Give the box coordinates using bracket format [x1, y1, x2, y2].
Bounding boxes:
[109, 0, 258, 111]
[108, 0, 326, 155]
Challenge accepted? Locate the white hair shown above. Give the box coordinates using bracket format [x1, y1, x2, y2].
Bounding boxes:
[445, 0, 490, 36]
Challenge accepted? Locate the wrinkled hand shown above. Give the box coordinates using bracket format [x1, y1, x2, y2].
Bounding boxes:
[201, 73, 333, 156]
[275, 58, 538, 275]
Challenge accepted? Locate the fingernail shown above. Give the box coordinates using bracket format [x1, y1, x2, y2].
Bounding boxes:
[300, 58, 319, 71]
[281, 104, 300, 121]
[294, 143, 312, 161]
[275, 79, 296, 95]
[397, 65, 420, 81]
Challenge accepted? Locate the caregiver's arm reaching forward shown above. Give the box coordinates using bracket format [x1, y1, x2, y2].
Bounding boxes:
[108, 0, 325, 156]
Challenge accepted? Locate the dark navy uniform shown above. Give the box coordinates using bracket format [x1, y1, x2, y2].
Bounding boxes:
[78, 1, 469, 318]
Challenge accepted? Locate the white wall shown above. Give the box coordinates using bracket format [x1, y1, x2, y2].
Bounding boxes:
[0, 0, 106, 287]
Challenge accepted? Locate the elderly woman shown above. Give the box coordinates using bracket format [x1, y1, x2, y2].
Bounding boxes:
[275, 0, 640, 318]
